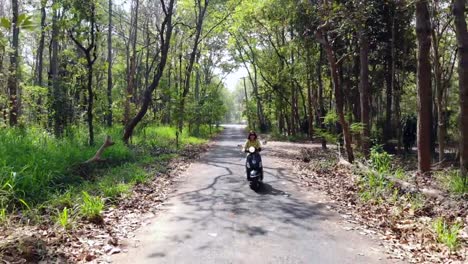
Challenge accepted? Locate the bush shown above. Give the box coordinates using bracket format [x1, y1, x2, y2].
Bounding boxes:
[370, 145, 392, 174]
[436, 170, 468, 195]
[79, 191, 104, 221]
[433, 218, 462, 251]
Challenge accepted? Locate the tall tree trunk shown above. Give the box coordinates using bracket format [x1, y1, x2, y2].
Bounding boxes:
[317, 48, 327, 149]
[316, 30, 354, 163]
[70, 2, 98, 145]
[416, 1, 433, 173]
[124, 0, 139, 125]
[123, 0, 175, 143]
[384, 13, 395, 143]
[453, 0, 468, 182]
[359, 33, 371, 157]
[35, 0, 46, 87]
[8, 0, 19, 126]
[106, 0, 113, 127]
[178, 0, 208, 132]
[306, 48, 314, 139]
[49, 2, 62, 136]
[432, 26, 445, 162]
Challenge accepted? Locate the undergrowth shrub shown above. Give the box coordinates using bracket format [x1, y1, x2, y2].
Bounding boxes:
[433, 218, 462, 251]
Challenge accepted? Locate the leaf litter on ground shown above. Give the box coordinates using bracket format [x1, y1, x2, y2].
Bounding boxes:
[264, 141, 467, 264]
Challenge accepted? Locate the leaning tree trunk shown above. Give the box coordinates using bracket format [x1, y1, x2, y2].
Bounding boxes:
[7, 0, 19, 126]
[416, 0, 433, 173]
[453, 0, 468, 183]
[316, 29, 354, 163]
[359, 32, 371, 157]
[123, 0, 175, 143]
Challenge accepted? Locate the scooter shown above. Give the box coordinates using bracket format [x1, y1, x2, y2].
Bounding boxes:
[245, 146, 263, 190]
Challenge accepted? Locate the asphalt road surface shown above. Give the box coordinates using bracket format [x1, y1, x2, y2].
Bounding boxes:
[112, 125, 394, 264]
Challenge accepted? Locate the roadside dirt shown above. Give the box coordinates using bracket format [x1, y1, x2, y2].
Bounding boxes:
[263, 140, 467, 264]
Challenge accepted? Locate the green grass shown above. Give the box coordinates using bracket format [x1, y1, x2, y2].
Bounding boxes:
[436, 170, 468, 195]
[80, 191, 104, 221]
[55, 207, 73, 230]
[433, 218, 462, 251]
[0, 124, 213, 224]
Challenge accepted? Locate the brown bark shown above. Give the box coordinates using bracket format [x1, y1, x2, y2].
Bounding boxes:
[35, 0, 46, 87]
[123, 0, 175, 143]
[178, 0, 209, 132]
[124, 0, 139, 125]
[317, 48, 327, 149]
[85, 136, 115, 163]
[453, 0, 468, 181]
[416, 1, 433, 173]
[359, 33, 371, 157]
[70, 2, 98, 145]
[8, 0, 19, 126]
[49, 1, 62, 137]
[316, 28, 354, 163]
[106, 0, 113, 127]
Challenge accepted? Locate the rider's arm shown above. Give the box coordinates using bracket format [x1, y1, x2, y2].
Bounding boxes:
[243, 140, 249, 152]
[256, 139, 262, 152]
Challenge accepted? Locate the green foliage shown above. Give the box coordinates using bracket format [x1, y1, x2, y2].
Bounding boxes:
[0, 126, 131, 209]
[79, 191, 103, 221]
[359, 146, 395, 202]
[350, 123, 365, 135]
[323, 112, 338, 126]
[370, 145, 392, 174]
[101, 183, 131, 202]
[0, 207, 7, 224]
[55, 207, 73, 230]
[359, 171, 389, 203]
[436, 170, 468, 195]
[315, 128, 338, 143]
[433, 218, 462, 251]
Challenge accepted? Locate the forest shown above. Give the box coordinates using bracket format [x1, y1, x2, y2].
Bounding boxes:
[0, 0, 467, 262]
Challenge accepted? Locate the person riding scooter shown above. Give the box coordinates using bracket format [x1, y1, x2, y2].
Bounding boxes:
[243, 131, 262, 153]
[243, 131, 263, 183]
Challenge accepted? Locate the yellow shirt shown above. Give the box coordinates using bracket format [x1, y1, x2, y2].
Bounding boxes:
[244, 139, 261, 151]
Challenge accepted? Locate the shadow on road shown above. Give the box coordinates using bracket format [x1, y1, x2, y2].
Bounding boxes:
[147, 125, 333, 259]
[254, 182, 288, 196]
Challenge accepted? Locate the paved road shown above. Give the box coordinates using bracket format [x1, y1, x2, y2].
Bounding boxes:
[112, 125, 393, 264]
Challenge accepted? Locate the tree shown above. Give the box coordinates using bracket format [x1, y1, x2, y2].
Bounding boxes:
[35, 0, 47, 87]
[359, 31, 371, 157]
[314, 3, 355, 163]
[123, 0, 139, 125]
[453, 0, 468, 184]
[106, 0, 113, 127]
[123, 0, 176, 143]
[69, 0, 99, 145]
[7, 0, 20, 126]
[415, 0, 432, 173]
[178, 0, 209, 132]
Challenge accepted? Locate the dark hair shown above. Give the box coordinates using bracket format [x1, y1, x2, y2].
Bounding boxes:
[247, 131, 257, 139]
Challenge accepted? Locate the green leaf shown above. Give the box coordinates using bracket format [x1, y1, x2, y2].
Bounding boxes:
[0, 17, 11, 30]
[18, 14, 35, 30]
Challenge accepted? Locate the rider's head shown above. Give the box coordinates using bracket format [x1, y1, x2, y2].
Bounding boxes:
[248, 131, 257, 140]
